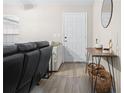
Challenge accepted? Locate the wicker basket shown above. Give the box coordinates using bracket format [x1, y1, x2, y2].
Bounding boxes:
[88, 63, 112, 93]
[87, 63, 105, 76]
[95, 70, 112, 93]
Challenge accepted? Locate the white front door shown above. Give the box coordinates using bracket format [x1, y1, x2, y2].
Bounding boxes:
[63, 12, 87, 62]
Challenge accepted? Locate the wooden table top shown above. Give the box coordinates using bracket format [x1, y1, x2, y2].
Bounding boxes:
[87, 48, 117, 57]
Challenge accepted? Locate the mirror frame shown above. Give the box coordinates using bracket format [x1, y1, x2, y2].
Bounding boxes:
[101, 0, 113, 28]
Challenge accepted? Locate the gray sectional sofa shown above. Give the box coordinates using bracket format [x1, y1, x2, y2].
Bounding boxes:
[3, 41, 52, 93]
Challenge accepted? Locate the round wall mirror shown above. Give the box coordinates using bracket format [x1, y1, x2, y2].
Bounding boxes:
[101, 0, 113, 28]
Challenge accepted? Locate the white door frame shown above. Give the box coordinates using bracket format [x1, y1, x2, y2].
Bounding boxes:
[62, 12, 87, 62]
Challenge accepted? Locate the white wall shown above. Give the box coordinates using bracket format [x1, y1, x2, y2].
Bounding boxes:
[3, 4, 93, 46]
[92, 0, 121, 92]
[93, 0, 121, 56]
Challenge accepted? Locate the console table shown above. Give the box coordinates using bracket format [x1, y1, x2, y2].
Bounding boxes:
[86, 48, 117, 93]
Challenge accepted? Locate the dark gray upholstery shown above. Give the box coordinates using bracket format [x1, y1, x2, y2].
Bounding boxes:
[35, 41, 49, 48]
[3, 45, 24, 93]
[17, 42, 37, 52]
[3, 45, 18, 57]
[31, 42, 52, 88]
[3, 41, 52, 93]
[16, 43, 40, 93]
[39, 46, 52, 76]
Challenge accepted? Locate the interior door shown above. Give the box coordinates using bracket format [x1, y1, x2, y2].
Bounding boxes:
[63, 12, 87, 62]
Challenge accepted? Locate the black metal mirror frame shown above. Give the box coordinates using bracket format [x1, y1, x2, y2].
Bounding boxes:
[101, 0, 113, 28]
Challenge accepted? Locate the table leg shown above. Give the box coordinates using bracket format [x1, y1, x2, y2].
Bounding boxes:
[94, 57, 101, 93]
[107, 57, 112, 77]
[111, 57, 116, 93]
[107, 57, 116, 93]
[91, 56, 94, 93]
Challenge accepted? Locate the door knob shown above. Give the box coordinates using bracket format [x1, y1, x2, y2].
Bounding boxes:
[64, 36, 67, 42]
[64, 36, 67, 39]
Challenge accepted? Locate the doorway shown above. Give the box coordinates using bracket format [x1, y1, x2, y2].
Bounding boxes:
[63, 12, 87, 62]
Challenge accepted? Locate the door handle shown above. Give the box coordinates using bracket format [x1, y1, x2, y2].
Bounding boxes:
[64, 36, 67, 42]
[64, 36, 67, 39]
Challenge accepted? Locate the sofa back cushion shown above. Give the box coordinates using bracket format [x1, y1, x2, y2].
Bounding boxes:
[3, 45, 18, 57]
[16, 42, 37, 52]
[35, 41, 49, 48]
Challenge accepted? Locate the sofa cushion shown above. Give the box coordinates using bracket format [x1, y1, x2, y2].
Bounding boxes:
[3, 45, 18, 57]
[17, 50, 40, 90]
[31, 46, 52, 88]
[16, 42, 37, 52]
[3, 53, 24, 93]
[35, 41, 49, 48]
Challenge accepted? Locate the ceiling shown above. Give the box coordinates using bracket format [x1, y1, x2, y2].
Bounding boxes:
[4, 0, 94, 5]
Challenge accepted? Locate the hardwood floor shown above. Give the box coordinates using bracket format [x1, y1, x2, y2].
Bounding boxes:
[30, 62, 91, 93]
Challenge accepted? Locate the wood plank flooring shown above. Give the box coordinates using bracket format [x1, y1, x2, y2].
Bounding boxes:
[30, 62, 91, 93]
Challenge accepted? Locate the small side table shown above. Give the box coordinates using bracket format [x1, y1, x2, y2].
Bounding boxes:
[86, 48, 117, 93]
